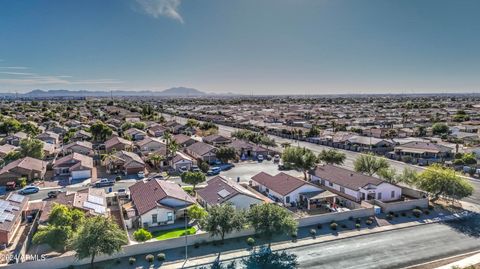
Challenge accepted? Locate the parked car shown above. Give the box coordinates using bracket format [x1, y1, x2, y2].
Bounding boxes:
[137, 171, 145, 179]
[191, 166, 200, 172]
[5, 181, 16, 191]
[207, 167, 221, 176]
[257, 154, 264, 162]
[273, 154, 280, 163]
[266, 155, 272, 161]
[19, 185, 40, 195]
[149, 173, 164, 180]
[95, 178, 115, 188]
[47, 190, 62, 198]
[179, 166, 189, 174]
[219, 163, 234, 171]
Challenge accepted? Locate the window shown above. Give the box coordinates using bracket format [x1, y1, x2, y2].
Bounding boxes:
[286, 196, 290, 203]
[152, 214, 157, 223]
[320, 179, 325, 186]
[377, 193, 382, 200]
[167, 212, 173, 221]
[340, 187, 345, 193]
[265, 188, 269, 193]
[329, 182, 333, 187]
[391, 191, 395, 198]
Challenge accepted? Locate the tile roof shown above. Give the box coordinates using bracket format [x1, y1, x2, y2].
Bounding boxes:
[186, 142, 217, 156]
[197, 176, 261, 206]
[311, 164, 384, 190]
[0, 157, 46, 175]
[251, 172, 318, 196]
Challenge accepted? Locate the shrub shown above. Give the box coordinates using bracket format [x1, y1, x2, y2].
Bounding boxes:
[428, 205, 434, 210]
[424, 210, 430, 215]
[330, 223, 338, 230]
[368, 216, 375, 221]
[157, 253, 166, 261]
[115, 259, 121, 264]
[412, 209, 422, 218]
[355, 223, 361, 229]
[146, 254, 154, 263]
[394, 213, 399, 218]
[194, 242, 200, 248]
[317, 224, 322, 229]
[129, 257, 136, 265]
[355, 218, 361, 224]
[246, 237, 255, 246]
[310, 229, 317, 237]
[133, 228, 152, 242]
[115, 176, 122, 181]
[365, 219, 373, 225]
[401, 212, 406, 217]
[291, 231, 298, 238]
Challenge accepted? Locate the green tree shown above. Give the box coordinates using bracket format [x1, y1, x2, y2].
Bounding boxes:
[202, 203, 245, 243]
[3, 151, 22, 164]
[148, 153, 165, 171]
[187, 204, 208, 224]
[20, 138, 44, 159]
[318, 149, 346, 165]
[215, 147, 236, 163]
[461, 153, 477, 165]
[354, 154, 389, 176]
[90, 121, 113, 142]
[33, 225, 72, 250]
[432, 123, 449, 135]
[247, 203, 297, 238]
[242, 246, 298, 269]
[395, 167, 418, 186]
[186, 119, 199, 128]
[181, 171, 206, 192]
[69, 216, 128, 268]
[377, 167, 397, 183]
[0, 118, 21, 135]
[415, 164, 474, 202]
[133, 228, 152, 242]
[21, 122, 41, 136]
[282, 147, 318, 180]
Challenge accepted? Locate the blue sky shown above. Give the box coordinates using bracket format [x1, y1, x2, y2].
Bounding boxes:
[1, 0, 479, 94]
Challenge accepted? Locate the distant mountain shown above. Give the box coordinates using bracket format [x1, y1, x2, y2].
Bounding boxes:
[0, 87, 210, 97]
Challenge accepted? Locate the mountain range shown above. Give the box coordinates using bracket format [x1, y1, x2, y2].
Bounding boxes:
[0, 87, 214, 97]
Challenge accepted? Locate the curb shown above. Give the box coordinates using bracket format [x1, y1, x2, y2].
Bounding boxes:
[162, 212, 472, 268]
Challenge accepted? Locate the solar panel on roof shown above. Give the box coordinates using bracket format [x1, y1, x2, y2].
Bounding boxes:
[87, 195, 104, 205]
[4, 213, 14, 222]
[83, 201, 106, 214]
[8, 194, 25, 203]
[217, 189, 231, 198]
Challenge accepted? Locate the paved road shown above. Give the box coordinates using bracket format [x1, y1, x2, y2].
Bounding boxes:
[198, 219, 480, 269]
[165, 114, 480, 205]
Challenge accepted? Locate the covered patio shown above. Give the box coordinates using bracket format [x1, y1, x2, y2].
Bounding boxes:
[300, 190, 349, 213]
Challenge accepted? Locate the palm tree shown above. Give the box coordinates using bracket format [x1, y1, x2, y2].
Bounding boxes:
[101, 151, 118, 174]
[148, 153, 165, 171]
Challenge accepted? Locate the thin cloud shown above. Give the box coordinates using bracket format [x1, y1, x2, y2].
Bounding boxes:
[135, 0, 184, 23]
[0, 66, 29, 70]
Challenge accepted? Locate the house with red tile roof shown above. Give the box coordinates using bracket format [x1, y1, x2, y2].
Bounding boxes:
[53, 153, 94, 180]
[0, 157, 47, 185]
[251, 172, 322, 205]
[310, 164, 402, 202]
[126, 179, 195, 229]
[197, 176, 264, 210]
[105, 136, 134, 152]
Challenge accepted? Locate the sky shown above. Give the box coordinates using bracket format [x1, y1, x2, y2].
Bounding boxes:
[1, 0, 480, 95]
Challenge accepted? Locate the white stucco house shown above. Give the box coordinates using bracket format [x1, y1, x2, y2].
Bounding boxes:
[126, 179, 196, 229]
[251, 172, 322, 206]
[310, 164, 402, 202]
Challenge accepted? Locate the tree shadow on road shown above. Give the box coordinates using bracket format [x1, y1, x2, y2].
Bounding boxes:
[443, 213, 480, 238]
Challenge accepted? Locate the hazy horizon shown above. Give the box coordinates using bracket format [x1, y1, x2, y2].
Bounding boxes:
[1, 0, 480, 95]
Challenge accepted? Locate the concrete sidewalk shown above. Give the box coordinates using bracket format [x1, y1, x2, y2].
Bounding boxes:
[436, 252, 480, 269]
[161, 211, 473, 269]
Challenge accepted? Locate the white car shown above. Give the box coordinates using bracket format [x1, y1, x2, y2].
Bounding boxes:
[137, 171, 145, 178]
[257, 155, 264, 162]
[273, 154, 280, 163]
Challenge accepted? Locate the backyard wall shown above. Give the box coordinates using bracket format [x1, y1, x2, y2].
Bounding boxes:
[297, 207, 375, 227]
[373, 198, 429, 213]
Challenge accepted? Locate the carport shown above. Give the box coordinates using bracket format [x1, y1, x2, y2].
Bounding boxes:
[300, 190, 338, 210]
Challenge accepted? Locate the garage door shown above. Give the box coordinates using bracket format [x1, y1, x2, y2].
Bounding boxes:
[71, 170, 91, 180]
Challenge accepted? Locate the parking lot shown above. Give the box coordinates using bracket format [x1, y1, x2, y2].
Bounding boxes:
[215, 160, 303, 184]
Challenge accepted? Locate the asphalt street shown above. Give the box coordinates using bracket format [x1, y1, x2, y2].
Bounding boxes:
[198, 219, 480, 269]
[165, 114, 480, 205]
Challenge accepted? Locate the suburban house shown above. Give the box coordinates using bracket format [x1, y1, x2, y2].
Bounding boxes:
[0, 193, 28, 245]
[310, 164, 402, 202]
[124, 128, 147, 141]
[39, 188, 108, 223]
[125, 179, 196, 229]
[0, 157, 47, 184]
[135, 137, 167, 156]
[197, 176, 264, 210]
[53, 153, 94, 180]
[228, 139, 271, 159]
[202, 134, 232, 146]
[164, 121, 186, 134]
[392, 141, 453, 161]
[42, 141, 57, 158]
[63, 141, 94, 156]
[174, 134, 196, 148]
[106, 150, 145, 175]
[185, 142, 218, 164]
[37, 131, 60, 145]
[105, 136, 134, 152]
[251, 172, 322, 205]
[4, 132, 28, 146]
[0, 144, 18, 159]
[346, 136, 395, 153]
[72, 130, 92, 141]
[147, 124, 168, 138]
[170, 152, 195, 172]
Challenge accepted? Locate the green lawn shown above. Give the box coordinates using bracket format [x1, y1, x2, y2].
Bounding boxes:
[152, 227, 197, 240]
